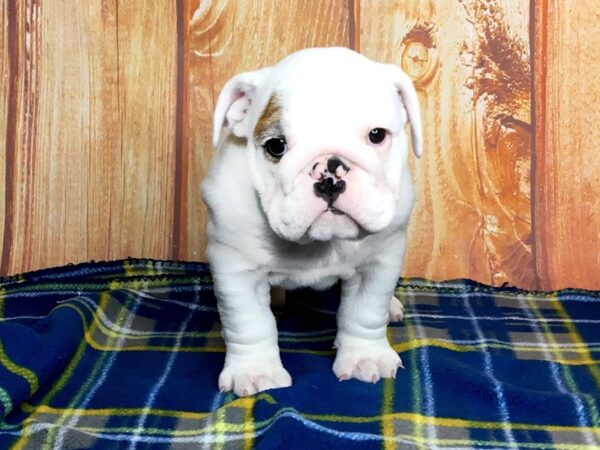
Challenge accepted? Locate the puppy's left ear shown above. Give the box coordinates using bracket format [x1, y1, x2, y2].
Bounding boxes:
[388, 66, 423, 158]
[213, 67, 272, 147]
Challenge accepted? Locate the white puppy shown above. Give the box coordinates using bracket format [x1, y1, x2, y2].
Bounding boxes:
[201, 47, 422, 397]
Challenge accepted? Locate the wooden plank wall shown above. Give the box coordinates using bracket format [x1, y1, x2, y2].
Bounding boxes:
[1, 0, 177, 273]
[359, 1, 534, 288]
[0, 0, 598, 291]
[186, 0, 351, 260]
[533, 0, 600, 291]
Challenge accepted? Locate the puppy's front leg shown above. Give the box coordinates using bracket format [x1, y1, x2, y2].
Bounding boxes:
[333, 265, 403, 383]
[213, 270, 291, 396]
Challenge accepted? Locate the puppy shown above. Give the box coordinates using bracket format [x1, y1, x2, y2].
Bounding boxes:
[201, 47, 422, 396]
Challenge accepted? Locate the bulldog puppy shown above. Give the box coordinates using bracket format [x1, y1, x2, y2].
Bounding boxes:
[201, 47, 422, 397]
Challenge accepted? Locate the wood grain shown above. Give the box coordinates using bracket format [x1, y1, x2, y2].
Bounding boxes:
[0, 0, 8, 264]
[359, 0, 535, 288]
[0, 0, 598, 290]
[184, 0, 351, 261]
[1, 0, 178, 274]
[114, 0, 178, 260]
[534, 0, 600, 290]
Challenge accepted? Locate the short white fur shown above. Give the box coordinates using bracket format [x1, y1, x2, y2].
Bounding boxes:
[202, 47, 422, 396]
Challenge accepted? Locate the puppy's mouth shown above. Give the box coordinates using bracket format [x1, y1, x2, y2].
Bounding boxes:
[328, 206, 345, 216]
[300, 205, 365, 241]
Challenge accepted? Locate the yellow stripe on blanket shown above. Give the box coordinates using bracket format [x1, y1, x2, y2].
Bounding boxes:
[0, 341, 39, 396]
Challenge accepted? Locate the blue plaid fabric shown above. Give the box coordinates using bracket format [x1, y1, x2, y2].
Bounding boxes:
[0, 259, 598, 449]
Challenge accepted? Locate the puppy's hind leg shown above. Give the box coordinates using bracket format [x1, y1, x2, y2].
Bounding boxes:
[388, 295, 404, 323]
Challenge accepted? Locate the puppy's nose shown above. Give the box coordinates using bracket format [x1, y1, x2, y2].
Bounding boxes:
[310, 157, 350, 181]
[314, 177, 346, 204]
[311, 156, 350, 205]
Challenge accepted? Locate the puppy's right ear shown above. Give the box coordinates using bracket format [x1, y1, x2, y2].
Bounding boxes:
[213, 67, 272, 147]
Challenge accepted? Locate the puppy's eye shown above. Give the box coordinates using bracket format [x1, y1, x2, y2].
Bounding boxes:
[263, 138, 287, 158]
[368, 128, 387, 145]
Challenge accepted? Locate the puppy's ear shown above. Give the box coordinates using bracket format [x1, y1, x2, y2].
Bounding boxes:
[388, 66, 423, 158]
[213, 67, 272, 147]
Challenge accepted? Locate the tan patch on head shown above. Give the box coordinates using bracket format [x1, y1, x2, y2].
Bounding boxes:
[253, 93, 284, 143]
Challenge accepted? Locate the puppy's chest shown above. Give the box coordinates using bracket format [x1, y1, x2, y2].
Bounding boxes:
[266, 242, 365, 289]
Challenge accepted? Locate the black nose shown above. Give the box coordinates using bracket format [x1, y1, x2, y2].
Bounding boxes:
[312, 157, 350, 205]
[314, 177, 346, 204]
[326, 157, 348, 176]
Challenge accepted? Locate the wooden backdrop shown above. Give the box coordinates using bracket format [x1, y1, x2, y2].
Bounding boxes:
[1, 0, 599, 291]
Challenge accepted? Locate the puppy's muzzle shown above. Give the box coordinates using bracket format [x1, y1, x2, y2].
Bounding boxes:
[310, 156, 350, 208]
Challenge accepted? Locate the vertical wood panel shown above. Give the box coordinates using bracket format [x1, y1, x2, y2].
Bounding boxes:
[42, 0, 121, 266]
[184, 0, 351, 261]
[3, 0, 47, 272]
[534, 0, 600, 290]
[173, 0, 190, 259]
[114, 0, 178, 259]
[0, 1, 9, 264]
[360, 0, 535, 288]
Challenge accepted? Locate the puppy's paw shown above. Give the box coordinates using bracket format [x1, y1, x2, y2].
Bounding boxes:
[388, 295, 404, 322]
[333, 340, 402, 383]
[218, 358, 292, 397]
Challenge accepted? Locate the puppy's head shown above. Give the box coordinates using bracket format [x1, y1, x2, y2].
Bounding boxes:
[213, 47, 422, 242]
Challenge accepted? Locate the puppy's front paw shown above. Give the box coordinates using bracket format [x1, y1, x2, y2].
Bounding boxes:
[218, 357, 292, 396]
[333, 340, 402, 383]
[388, 295, 404, 322]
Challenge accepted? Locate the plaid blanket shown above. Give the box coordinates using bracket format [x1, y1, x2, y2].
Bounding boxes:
[0, 259, 598, 449]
